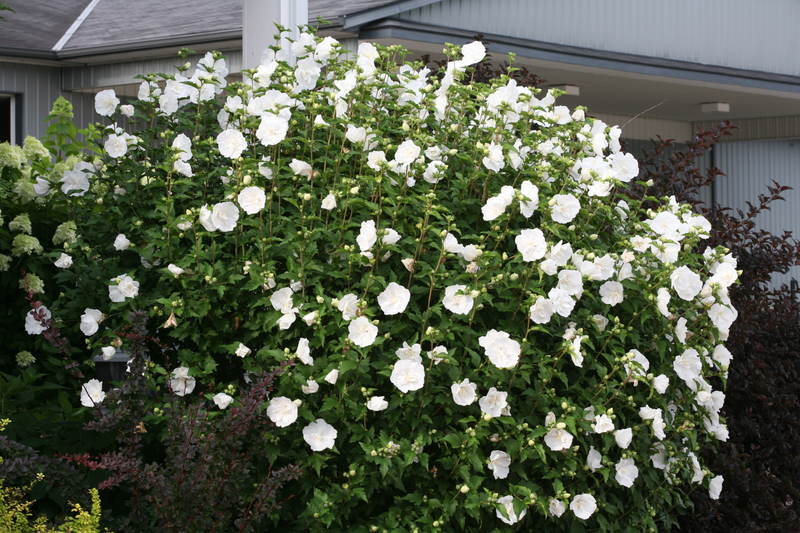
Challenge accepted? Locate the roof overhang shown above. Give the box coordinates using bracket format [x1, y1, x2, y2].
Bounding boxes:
[359, 18, 800, 122]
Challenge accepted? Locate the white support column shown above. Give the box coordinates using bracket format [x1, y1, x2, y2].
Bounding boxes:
[243, 0, 308, 71]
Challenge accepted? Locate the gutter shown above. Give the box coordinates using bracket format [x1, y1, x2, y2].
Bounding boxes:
[359, 19, 800, 95]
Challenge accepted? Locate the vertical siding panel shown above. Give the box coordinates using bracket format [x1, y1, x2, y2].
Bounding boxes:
[1, 61, 100, 141]
[398, 0, 800, 76]
[715, 140, 800, 287]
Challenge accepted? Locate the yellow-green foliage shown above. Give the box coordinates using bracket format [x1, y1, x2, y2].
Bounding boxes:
[55, 488, 107, 533]
[0, 479, 110, 533]
[0, 475, 48, 533]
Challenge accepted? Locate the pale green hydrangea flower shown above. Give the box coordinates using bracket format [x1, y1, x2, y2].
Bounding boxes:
[91, 181, 109, 196]
[50, 96, 74, 119]
[22, 136, 50, 162]
[0, 142, 24, 169]
[8, 213, 32, 234]
[49, 161, 69, 181]
[0, 253, 10, 271]
[11, 234, 43, 256]
[19, 272, 44, 294]
[53, 221, 78, 245]
[16, 351, 36, 368]
[14, 179, 37, 203]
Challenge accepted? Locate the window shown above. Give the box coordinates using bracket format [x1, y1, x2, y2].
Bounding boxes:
[0, 94, 12, 144]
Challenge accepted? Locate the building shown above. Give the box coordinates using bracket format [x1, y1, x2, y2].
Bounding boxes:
[2, 0, 799, 282]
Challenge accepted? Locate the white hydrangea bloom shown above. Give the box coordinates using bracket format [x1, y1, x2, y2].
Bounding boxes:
[544, 428, 573, 451]
[80, 308, 103, 336]
[80, 379, 106, 407]
[496, 495, 526, 525]
[390, 359, 425, 393]
[238, 187, 266, 215]
[303, 418, 337, 451]
[367, 396, 389, 411]
[348, 316, 378, 347]
[377, 282, 411, 315]
[708, 475, 724, 500]
[549, 498, 566, 518]
[337, 293, 359, 320]
[217, 129, 247, 158]
[170, 367, 196, 396]
[615, 428, 633, 449]
[442, 284, 474, 315]
[479, 387, 508, 417]
[451, 378, 478, 406]
[113, 234, 131, 251]
[267, 397, 298, 427]
[587, 446, 602, 472]
[211, 202, 239, 232]
[301, 379, 319, 394]
[594, 414, 615, 434]
[515, 229, 547, 262]
[570, 494, 597, 520]
[615, 457, 638, 488]
[487, 450, 511, 479]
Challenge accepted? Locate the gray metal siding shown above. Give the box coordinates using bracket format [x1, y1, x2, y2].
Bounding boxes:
[63, 50, 244, 91]
[398, 0, 800, 77]
[694, 116, 800, 143]
[0, 61, 100, 142]
[0, 62, 62, 140]
[714, 140, 800, 287]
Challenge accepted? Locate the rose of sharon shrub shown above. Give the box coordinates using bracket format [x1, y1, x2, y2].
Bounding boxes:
[27, 36, 736, 532]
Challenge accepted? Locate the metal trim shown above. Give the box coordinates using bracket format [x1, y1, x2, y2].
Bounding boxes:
[341, 0, 443, 30]
[359, 19, 800, 94]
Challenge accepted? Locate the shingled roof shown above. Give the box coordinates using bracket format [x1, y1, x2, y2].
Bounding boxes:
[0, 0, 407, 60]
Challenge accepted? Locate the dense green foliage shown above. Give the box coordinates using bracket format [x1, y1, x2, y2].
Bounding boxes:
[0, 34, 755, 532]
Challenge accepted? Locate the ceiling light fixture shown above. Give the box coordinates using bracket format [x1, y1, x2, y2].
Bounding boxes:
[701, 102, 730, 113]
[551, 84, 580, 96]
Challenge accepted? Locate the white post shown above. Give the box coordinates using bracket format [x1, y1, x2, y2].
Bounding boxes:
[243, 0, 308, 70]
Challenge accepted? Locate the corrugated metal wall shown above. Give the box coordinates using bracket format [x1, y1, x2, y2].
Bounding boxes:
[398, 0, 800, 77]
[63, 50, 244, 91]
[713, 139, 800, 287]
[0, 61, 97, 141]
[695, 116, 800, 143]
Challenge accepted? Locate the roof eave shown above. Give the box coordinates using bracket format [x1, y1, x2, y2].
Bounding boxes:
[341, 0, 442, 31]
[56, 30, 244, 60]
[0, 46, 57, 60]
[359, 18, 800, 95]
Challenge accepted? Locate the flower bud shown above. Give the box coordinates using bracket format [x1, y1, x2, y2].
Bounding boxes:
[242, 174, 252, 185]
[293, 399, 302, 406]
[460, 485, 470, 494]
[556, 422, 566, 429]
